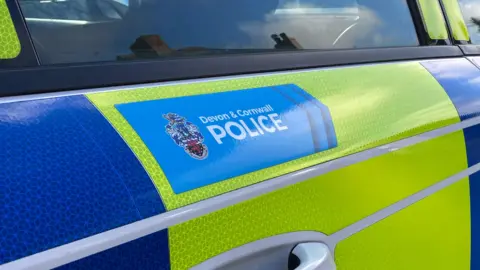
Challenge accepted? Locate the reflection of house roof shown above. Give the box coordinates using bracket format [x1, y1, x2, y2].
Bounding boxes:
[272, 33, 303, 49]
[117, 32, 303, 60]
[289, 37, 302, 49]
[130, 35, 172, 53]
[118, 35, 173, 60]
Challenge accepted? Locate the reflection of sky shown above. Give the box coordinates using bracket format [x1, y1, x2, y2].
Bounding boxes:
[240, 2, 416, 49]
[21, 0, 418, 63]
[458, 0, 480, 43]
[422, 59, 480, 120]
[273, 7, 359, 15]
[0, 99, 58, 124]
[278, 0, 358, 9]
[122, 0, 417, 50]
[112, 0, 128, 6]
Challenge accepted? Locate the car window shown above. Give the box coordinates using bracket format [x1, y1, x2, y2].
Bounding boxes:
[458, 0, 480, 44]
[18, 0, 419, 65]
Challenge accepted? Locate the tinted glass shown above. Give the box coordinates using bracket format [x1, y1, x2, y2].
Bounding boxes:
[19, 0, 418, 65]
[458, 0, 480, 43]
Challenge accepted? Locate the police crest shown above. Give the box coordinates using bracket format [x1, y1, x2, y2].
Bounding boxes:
[163, 113, 208, 160]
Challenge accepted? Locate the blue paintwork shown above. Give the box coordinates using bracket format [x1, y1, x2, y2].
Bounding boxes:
[116, 84, 337, 194]
[421, 59, 480, 121]
[0, 95, 166, 265]
[464, 125, 480, 270]
[424, 58, 480, 270]
[57, 229, 170, 270]
[67, 96, 166, 218]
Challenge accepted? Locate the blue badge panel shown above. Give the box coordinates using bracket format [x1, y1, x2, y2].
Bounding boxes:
[115, 84, 337, 194]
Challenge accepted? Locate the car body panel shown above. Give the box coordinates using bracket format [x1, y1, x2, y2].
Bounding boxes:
[0, 95, 167, 265]
[2, 58, 480, 269]
[3, 0, 480, 269]
[88, 61, 460, 210]
[335, 177, 471, 270]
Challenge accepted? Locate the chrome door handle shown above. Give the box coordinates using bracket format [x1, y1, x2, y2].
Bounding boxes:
[292, 243, 336, 270]
[190, 232, 333, 270]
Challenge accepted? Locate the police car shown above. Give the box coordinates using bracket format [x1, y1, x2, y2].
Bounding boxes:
[1, 0, 480, 269]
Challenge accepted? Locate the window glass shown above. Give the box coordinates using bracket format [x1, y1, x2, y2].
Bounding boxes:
[458, 0, 480, 43]
[19, 0, 419, 65]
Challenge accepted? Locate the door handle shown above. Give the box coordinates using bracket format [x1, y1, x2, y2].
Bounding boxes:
[190, 232, 333, 270]
[292, 243, 336, 270]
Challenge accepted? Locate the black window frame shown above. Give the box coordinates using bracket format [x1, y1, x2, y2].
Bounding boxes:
[0, 0, 464, 97]
[410, 0, 452, 45]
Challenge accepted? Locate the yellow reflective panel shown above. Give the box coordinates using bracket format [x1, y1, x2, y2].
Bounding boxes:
[87, 62, 460, 210]
[168, 131, 468, 270]
[335, 178, 471, 270]
[0, 0, 20, 59]
[418, 0, 449, 40]
[442, 0, 470, 41]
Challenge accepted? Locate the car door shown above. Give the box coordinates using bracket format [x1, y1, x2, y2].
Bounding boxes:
[0, 0, 479, 269]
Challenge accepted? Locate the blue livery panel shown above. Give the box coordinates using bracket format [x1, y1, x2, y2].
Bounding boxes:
[0, 96, 167, 266]
[115, 84, 338, 194]
[58, 229, 170, 270]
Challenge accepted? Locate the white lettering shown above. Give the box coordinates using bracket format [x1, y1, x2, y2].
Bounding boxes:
[268, 113, 288, 131]
[234, 105, 275, 117]
[225, 121, 247, 140]
[258, 115, 276, 133]
[250, 118, 264, 135]
[217, 114, 230, 121]
[239, 120, 260, 137]
[237, 110, 247, 117]
[199, 116, 209, 124]
[207, 125, 227, 144]
[200, 114, 230, 124]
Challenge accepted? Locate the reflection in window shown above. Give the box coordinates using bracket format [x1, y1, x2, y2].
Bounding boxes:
[276, 0, 359, 14]
[458, 0, 480, 44]
[19, 0, 419, 65]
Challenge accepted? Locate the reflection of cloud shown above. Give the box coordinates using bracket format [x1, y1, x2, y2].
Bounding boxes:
[422, 60, 480, 118]
[236, 6, 384, 49]
[458, 0, 480, 42]
[468, 76, 480, 84]
[392, 101, 455, 132]
[423, 61, 479, 80]
[275, 2, 359, 14]
[458, 0, 480, 24]
[0, 99, 58, 124]
[329, 90, 387, 120]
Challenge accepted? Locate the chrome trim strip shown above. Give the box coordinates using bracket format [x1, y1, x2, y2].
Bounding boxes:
[2, 115, 479, 270]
